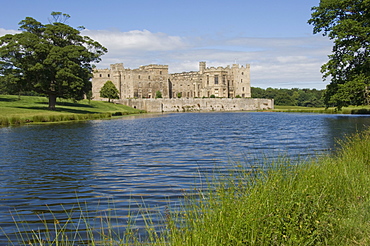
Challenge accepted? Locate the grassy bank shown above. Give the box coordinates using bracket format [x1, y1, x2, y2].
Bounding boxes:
[4, 130, 370, 245]
[0, 95, 145, 126]
[164, 130, 370, 245]
[271, 105, 370, 114]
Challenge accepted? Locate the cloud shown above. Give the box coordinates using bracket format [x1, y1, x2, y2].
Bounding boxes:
[0, 27, 333, 89]
[82, 29, 187, 52]
[0, 28, 19, 36]
[85, 28, 333, 89]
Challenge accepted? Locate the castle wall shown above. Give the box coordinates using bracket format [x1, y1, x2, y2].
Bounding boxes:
[92, 61, 252, 101]
[115, 98, 274, 113]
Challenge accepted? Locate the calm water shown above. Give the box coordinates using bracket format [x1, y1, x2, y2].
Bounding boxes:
[1, 112, 370, 243]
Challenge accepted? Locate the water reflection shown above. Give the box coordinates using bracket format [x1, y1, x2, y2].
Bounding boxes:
[1, 112, 370, 243]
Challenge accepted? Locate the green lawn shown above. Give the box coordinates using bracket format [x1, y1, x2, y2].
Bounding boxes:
[272, 105, 370, 114]
[0, 95, 144, 126]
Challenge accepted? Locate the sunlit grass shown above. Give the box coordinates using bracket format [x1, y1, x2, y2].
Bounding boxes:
[165, 130, 370, 245]
[0, 95, 145, 126]
[272, 105, 370, 114]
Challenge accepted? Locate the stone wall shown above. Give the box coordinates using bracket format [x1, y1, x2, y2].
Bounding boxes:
[114, 98, 274, 113]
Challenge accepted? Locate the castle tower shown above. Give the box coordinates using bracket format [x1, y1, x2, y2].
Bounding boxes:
[199, 61, 206, 74]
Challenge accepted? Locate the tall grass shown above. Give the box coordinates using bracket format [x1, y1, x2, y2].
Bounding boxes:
[165, 130, 370, 245]
[3, 131, 370, 245]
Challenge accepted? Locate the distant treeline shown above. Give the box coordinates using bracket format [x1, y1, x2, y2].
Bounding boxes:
[251, 87, 325, 107]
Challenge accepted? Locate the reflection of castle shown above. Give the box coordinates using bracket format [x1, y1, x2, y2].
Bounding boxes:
[92, 62, 251, 99]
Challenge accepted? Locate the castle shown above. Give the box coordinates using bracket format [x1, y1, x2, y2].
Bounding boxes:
[92, 62, 251, 100]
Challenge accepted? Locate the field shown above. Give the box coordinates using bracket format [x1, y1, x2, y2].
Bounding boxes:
[0, 95, 144, 126]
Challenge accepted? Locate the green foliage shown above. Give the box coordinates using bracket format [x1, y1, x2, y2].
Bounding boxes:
[0, 12, 107, 109]
[210, 94, 216, 98]
[177, 92, 182, 98]
[155, 90, 162, 98]
[100, 80, 120, 102]
[252, 87, 325, 107]
[308, 0, 370, 109]
[235, 95, 241, 98]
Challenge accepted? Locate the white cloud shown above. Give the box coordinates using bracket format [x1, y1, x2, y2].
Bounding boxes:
[82, 29, 187, 52]
[0, 28, 19, 36]
[0, 27, 333, 89]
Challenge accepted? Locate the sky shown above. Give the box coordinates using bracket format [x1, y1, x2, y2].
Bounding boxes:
[0, 0, 333, 89]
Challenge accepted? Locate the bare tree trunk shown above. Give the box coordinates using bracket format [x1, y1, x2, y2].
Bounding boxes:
[49, 94, 56, 110]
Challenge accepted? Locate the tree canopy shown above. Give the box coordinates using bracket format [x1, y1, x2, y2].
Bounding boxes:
[100, 80, 120, 102]
[308, 0, 370, 109]
[0, 12, 107, 109]
[251, 87, 324, 107]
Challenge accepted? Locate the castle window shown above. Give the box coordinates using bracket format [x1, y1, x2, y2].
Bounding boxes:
[241, 79, 243, 83]
[108, 74, 110, 77]
[214, 75, 219, 85]
[242, 87, 245, 91]
[148, 76, 150, 79]
[207, 75, 209, 85]
[160, 71, 162, 75]
[242, 72, 244, 75]
[138, 75, 141, 79]
[222, 75, 226, 85]
[99, 74, 102, 77]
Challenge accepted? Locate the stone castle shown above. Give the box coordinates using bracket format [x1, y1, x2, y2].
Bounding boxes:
[92, 62, 251, 100]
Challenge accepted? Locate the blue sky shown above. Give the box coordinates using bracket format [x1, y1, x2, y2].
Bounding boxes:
[0, 0, 332, 89]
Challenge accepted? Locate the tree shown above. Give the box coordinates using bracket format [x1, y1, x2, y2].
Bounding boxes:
[308, 0, 370, 109]
[0, 12, 107, 109]
[155, 90, 162, 98]
[100, 80, 119, 102]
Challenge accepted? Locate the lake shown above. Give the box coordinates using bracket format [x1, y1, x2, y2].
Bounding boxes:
[1, 112, 370, 243]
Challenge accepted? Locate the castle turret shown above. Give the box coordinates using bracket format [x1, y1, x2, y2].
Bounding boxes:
[199, 61, 206, 74]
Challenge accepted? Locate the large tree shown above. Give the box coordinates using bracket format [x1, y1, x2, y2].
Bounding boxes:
[308, 0, 370, 109]
[0, 12, 107, 109]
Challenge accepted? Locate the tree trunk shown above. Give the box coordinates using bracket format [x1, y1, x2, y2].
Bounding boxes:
[49, 94, 57, 110]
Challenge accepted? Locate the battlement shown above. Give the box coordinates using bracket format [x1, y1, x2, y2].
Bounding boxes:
[139, 64, 168, 70]
[110, 63, 124, 71]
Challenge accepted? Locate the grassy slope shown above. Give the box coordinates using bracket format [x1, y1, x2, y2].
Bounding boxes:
[0, 95, 144, 125]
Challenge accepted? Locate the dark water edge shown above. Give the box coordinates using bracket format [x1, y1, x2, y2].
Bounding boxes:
[1, 112, 370, 243]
